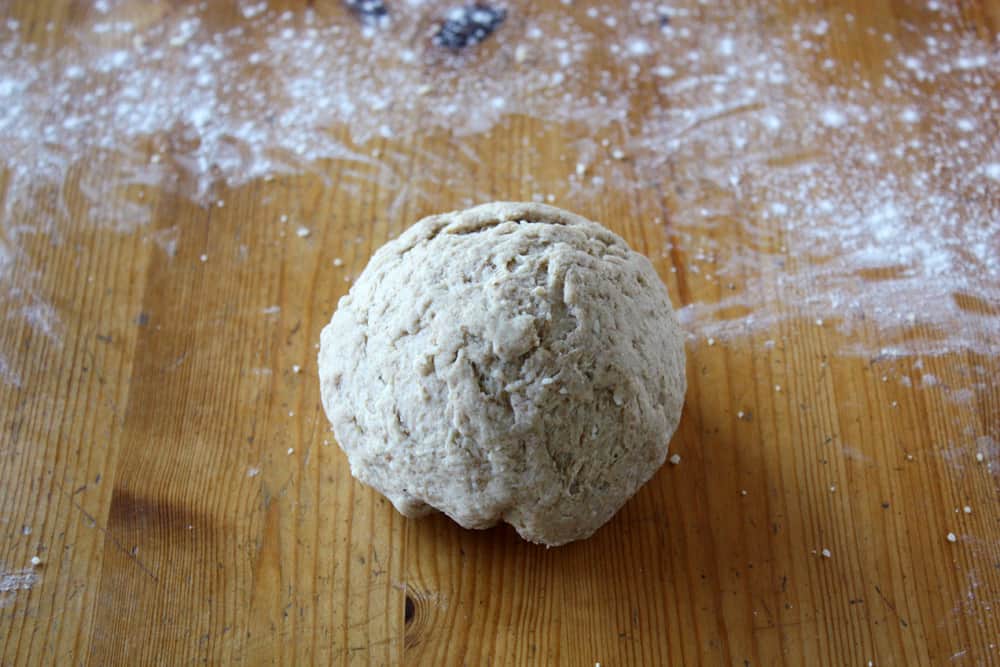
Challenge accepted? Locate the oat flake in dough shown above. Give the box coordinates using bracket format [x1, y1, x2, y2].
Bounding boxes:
[318, 202, 686, 546]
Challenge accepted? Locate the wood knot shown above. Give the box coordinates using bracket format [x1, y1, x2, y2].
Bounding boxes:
[404, 594, 416, 625]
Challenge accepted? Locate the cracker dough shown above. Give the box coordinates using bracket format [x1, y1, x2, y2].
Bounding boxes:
[318, 202, 686, 546]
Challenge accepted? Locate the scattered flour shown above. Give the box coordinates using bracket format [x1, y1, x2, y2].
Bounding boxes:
[0, 567, 39, 592]
[0, 1, 996, 375]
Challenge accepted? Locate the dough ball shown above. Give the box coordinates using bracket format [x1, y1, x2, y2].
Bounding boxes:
[318, 202, 686, 546]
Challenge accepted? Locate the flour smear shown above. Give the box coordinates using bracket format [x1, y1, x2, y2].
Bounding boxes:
[0, 566, 39, 609]
[0, 0, 997, 375]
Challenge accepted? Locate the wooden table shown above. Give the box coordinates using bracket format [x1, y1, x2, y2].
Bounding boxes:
[2, 0, 998, 664]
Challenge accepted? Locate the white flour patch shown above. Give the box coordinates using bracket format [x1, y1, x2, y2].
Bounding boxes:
[0, 352, 23, 388]
[839, 444, 872, 464]
[146, 226, 180, 258]
[0, 566, 39, 609]
[0, 567, 39, 593]
[630, 11, 998, 357]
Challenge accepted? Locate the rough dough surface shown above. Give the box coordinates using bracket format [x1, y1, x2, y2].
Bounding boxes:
[318, 202, 686, 546]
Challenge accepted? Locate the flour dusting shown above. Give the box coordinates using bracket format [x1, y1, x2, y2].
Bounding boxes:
[0, 0, 997, 365]
[0, 567, 39, 593]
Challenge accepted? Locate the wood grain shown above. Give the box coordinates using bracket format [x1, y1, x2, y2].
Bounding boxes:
[1, 1, 998, 665]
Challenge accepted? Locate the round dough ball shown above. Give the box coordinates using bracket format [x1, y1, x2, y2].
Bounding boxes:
[318, 202, 686, 546]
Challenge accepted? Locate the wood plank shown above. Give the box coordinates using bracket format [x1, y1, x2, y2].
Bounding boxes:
[1, 0, 998, 664]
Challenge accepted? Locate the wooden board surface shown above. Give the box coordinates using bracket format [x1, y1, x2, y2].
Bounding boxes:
[1, 0, 998, 664]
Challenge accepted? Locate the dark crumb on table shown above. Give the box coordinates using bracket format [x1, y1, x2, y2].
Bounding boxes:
[434, 4, 507, 50]
[344, 0, 389, 27]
